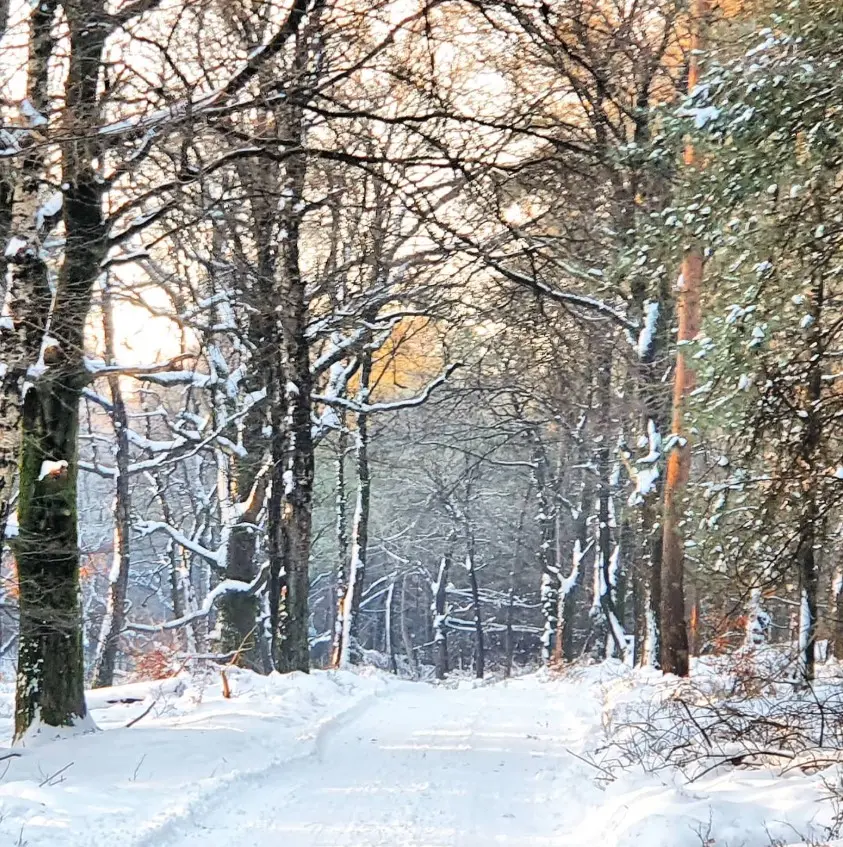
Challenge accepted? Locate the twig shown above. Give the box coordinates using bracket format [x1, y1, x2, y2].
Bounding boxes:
[564, 747, 614, 779]
[125, 700, 157, 728]
[131, 754, 146, 781]
[680, 699, 713, 749]
[38, 761, 73, 787]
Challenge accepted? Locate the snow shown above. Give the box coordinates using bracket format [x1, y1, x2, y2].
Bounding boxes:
[20, 99, 48, 128]
[5, 236, 28, 258]
[636, 301, 659, 359]
[0, 664, 837, 847]
[634, 465, 659, 499]
[37, 459, 68, 481]
[0, 669, 387, 847]
[36, 192, 63, 230]
[679, 104, 722, 128]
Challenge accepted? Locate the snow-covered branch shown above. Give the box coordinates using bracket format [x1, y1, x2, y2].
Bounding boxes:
[125, 564, 269, 633]
[314, 363, 461, 414]
[135, 521, 221, 566]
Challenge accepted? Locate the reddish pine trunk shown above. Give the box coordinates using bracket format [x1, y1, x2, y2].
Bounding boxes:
[659, 0, 709, 679]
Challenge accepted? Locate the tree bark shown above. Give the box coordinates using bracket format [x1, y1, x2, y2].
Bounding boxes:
[330, 423, 349, 667]
[339, 354, 372, 667]
[400, 572, 417, 678]
[0, 0, 59, 548]
[219, 473, 267, 672]
[831, 550, 843, 659]
[15, 1, 108, 737]
[433, 541, 453, 681]
[274, 87, 313, 674]
[147, 462, 191, 652]
[533, 439, 558, 664]
[660, 250, 697, 677]
[659, 0, 709, 678]
[466, 528, 484, 679]
[560, 482, 591, 662]
[595, 347, 625, 660]
[504, 563, 515, 678]
[92, 282, 133, 688]
[385, 576, 397, 673]
[794, 265, 824, 683]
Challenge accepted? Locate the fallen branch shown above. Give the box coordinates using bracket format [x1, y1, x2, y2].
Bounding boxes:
[125, 700, 157, 729]
[39, 761, 73, 787]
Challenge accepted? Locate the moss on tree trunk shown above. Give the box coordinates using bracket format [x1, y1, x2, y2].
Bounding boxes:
[14, 377, 87, 738]
[220, 523, 264, 672]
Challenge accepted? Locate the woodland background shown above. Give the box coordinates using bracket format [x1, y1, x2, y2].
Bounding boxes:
[0, 0, 837, 741]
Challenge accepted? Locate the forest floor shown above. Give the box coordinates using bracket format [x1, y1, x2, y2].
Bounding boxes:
[0, 661, 839, 846]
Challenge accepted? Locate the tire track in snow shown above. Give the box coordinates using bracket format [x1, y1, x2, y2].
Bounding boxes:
[160, 678, 602, 847]
[130, 681, 391, 847]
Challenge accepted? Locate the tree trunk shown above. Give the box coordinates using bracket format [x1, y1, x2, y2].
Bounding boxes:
[659, 0, 710, 679]
[643, 495, 663, 667]
[466, 533, 484, 679]
[831, 553, 843, 658]
[330, 424, 349, 667]
[794, 265, 824, 683]
[533, 440, 558, 664]
[687, 572, 701, 658]
[433, 543, 453, 680]
[92, 283, 133, 688]
[219, 472, 267, 672]
[15, 376, 89, 736]
[15, 3, 108, 737]
[506, 487, 529, 676]
[274, 99, 313, 674]
[504, 563, 515, 678]
[339, 354, 372, 667]
[385, 576, 397, 673]
[147, 462, 191, 652]
[796, 498, 818, 683]
[595, 348, 626, 660]
[400, 572, 417, 678]
[558, 470, 593, 662]
[267, 376, 287, 666]
[0, 0, 59, 548]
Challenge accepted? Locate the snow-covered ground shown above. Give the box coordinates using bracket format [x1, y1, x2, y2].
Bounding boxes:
[0, 662, 838, 846]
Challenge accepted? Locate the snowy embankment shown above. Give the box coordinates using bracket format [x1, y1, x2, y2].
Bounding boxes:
[569, 658, 840, 847]
[0, 660, 839, 846]
[0, 668, 387, 847]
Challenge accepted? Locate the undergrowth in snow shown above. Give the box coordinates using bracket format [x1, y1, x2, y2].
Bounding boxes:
[570, 654, 843, 846]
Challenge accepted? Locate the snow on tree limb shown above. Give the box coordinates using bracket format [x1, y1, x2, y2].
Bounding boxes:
[126, 564, 270, 633]
[135, 520, 222, 566]
[314, 363, 461, 414]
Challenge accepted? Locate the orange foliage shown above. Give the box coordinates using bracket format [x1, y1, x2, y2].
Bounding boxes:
[2, 546, 107, 602]
[355, 317, 446, 402]
[132, 646, 180, 681]
[711, 614, 747, 654]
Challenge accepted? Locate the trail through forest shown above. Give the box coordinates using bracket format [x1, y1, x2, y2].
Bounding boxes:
[0, 666, 834, 847]
[161, 679, 601, 847]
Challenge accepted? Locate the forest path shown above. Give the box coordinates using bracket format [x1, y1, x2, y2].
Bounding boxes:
[165, 675, 604, 846]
